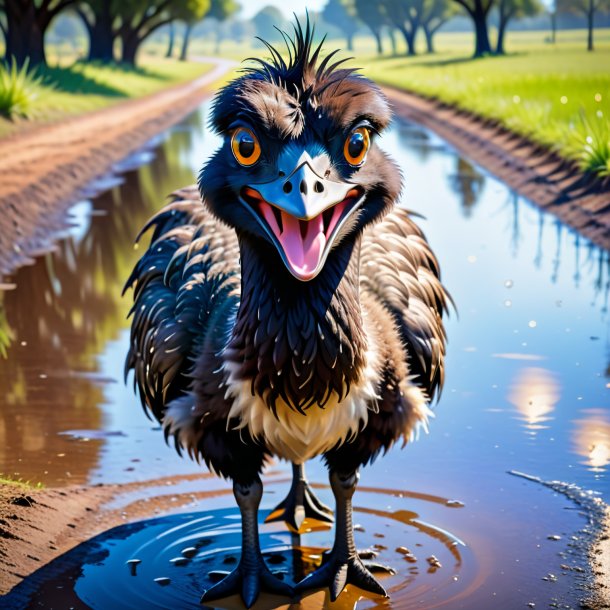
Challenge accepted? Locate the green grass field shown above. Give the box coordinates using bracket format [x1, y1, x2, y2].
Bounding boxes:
[0, 56, 213, 138]
[356, 31, 610, 175]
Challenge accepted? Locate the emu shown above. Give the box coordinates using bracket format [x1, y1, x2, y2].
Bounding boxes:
[125, 19, 449, 608]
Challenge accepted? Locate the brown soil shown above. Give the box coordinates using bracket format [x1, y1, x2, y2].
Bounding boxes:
[383, 86, 610, 252]
[0, 57, 234, 280]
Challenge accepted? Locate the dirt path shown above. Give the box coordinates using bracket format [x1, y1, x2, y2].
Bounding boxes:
[383, 86, 610, 252]
[0, 57, 235, 281]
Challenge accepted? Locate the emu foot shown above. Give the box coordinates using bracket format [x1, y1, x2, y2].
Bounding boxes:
[200, 559, 293, 608]
[265, 478, 334, 532]
[295, 552, 389, 602]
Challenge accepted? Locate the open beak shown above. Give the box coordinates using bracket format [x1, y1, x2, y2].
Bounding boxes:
[240, 161, 364, 281]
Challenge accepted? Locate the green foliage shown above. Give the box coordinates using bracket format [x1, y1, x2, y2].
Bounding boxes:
[174, 0, 213, 24]
[322, 0, 360, 42]
[0, 59, 49, 119]
[252, 6, 288, 42]
[209, 0, 240, 21]
[566, 110, 610, 175]
[0, 474, 44, 490]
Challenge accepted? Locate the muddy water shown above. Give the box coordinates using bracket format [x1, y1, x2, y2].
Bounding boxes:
[0, 104, 608, 609]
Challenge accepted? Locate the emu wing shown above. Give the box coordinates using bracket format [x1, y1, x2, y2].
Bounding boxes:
[360, 208, 450, 403]
[124, 186, 240, 422]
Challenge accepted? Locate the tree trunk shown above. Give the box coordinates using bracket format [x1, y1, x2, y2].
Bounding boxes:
[388, 27, 398, 55]
[346, 32, 354, 51]
[423, 24, 435, 53]
[550, 10, 556, 43]
[399, 25, 417, 56]
[472, 3, 492, 57]
[166, 22, 175, 57]
[373, 29, 383, 54]
[4, 1, 48, 67]
[86, 9, 115, 62]
[120, 33, 140, 65]
[180, 22, 192, 61]
[586, 0, 594, 51]
[496, 15, 507, 54]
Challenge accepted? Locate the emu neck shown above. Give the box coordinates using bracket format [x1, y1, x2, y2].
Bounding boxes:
[228, 234, 367, 413]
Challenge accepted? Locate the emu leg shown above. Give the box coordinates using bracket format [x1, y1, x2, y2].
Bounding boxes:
[295, 469, 389, 602]
[265, 463, 334, 532]
[200, 477, 293, 608]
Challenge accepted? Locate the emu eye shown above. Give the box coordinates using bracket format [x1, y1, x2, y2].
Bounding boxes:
[231, 127, 261, 166]
[344, 127, 370, 166]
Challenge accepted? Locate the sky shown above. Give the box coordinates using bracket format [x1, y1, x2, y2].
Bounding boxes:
[239, 0, 326, 19]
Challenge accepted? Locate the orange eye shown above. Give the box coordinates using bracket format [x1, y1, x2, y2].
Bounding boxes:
[231, 127, 261, 166]
[344, 127, 370, 166]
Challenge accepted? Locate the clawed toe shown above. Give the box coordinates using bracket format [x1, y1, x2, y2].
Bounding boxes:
[266, 468, 334, 532]
[296, 554, 388, 602]
[200, 562, 294, 608]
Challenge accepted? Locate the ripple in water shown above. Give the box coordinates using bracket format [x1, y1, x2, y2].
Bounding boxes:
[4, 485, 479, 609]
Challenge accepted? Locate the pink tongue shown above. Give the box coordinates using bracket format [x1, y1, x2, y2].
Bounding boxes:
[259, 202, 326, 280]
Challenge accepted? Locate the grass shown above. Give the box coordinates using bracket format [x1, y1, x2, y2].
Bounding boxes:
[0, 60, 49, 119]
[0, 56, 213, 138]
[353, 30, 610, 177]
[0, 474, 44, 490]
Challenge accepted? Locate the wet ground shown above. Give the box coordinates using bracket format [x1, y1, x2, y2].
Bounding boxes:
[0, 104, 608, 609]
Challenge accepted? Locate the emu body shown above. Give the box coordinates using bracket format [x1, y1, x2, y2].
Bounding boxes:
[126, 20, 449, 608]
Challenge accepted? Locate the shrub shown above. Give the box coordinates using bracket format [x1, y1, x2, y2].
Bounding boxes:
[0, 59, 46, 119]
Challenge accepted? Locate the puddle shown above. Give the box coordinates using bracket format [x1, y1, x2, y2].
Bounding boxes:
[0, 103, 608, 607]
[0, 485, 476, 609]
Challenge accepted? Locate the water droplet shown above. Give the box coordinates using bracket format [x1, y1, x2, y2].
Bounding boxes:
[513, 95, 521, 104]
[528, 320, 537, 328]
[467, 255, 477, 263]
[560, 96, 568, 104]
[504, 300, 512, 307]
[154, 577, 171, 586]
[181, 546, 197, 558]
[504, 280, 513, 288]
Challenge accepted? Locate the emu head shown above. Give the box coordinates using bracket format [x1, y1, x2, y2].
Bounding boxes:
[199, 19, 401, 281]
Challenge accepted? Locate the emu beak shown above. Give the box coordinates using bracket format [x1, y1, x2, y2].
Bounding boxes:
[240, 161, 364, 281]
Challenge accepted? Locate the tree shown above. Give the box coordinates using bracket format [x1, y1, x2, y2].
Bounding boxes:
[452, 0, 493, 56]
[495, 0, 541, 53]
[1, 0, 78, 66]
[548, 0, 557, 42]
[383, 0, 424, 56]
[557, 0, 610, 51]
[166, 22, 175, 57]
[252, 6, 287, 43]
[76, 0, 117, 62]
[175, 0, 211, 61]
[354, 0, 387, 54]
[116, 0, 176, 65]
[322, 0, 360, 51]
[421, 0, 457, 52]
[207, 0, 239, 55]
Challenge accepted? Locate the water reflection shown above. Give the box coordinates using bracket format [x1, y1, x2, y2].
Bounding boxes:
[572, 409, 610, 472]
[508, 367, 561, 433]
[449, 157, 485, 218]
[0, 117, 205, 485]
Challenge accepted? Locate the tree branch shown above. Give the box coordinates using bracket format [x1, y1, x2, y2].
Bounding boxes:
[453, 0, 476, 17]
[139, 16, 174, 42]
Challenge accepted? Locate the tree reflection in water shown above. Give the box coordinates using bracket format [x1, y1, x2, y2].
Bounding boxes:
[0, 116, 203, 486]
[449, 156, 485, 218]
